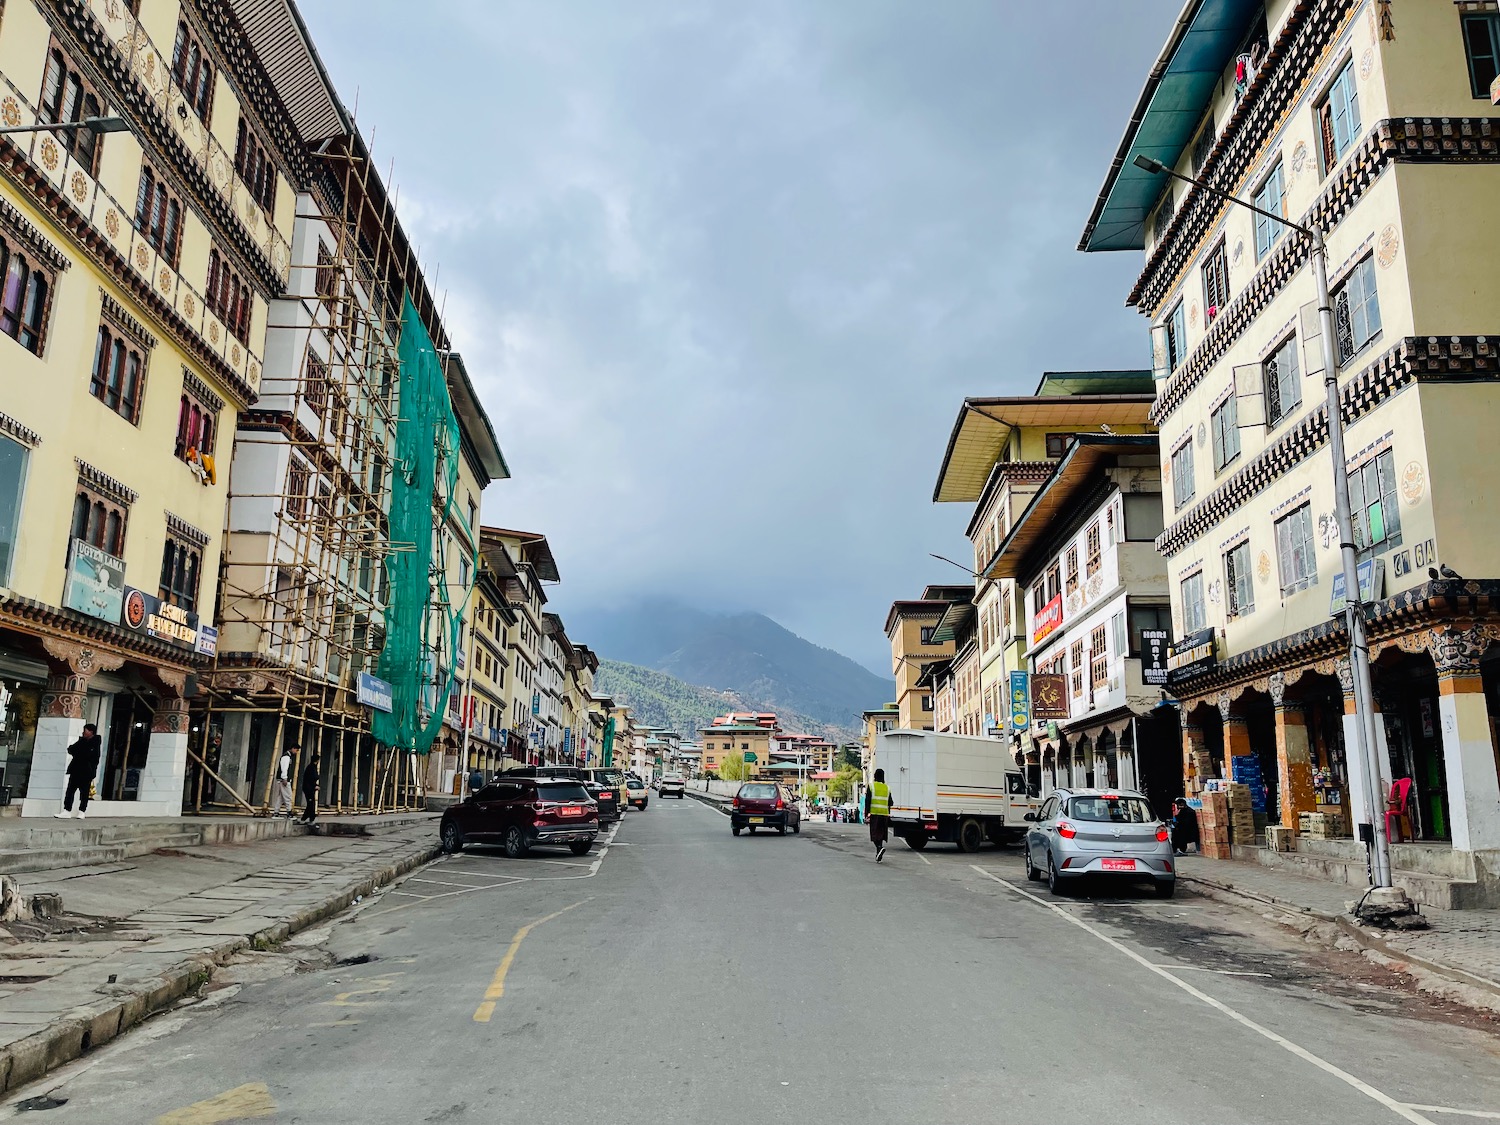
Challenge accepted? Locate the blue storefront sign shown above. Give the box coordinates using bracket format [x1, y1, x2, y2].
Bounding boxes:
[1009, 670, 1029, 732]
[357, 671, 394, 713]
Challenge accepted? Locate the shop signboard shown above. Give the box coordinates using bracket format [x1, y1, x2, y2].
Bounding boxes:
[357, 671, 394, 713]
[195, 625, 218, 656]
[1030, 672, 1069, 720]
[63, 539, 125, 624]
[1167, 628, 1218, 686]
[1141, 628, 1170, 687]
[1328, 558, 1384, 616]
[120, 586, 198, 646]
[1032, 594, 1063, 645]
[1009, 670, 1030, 731]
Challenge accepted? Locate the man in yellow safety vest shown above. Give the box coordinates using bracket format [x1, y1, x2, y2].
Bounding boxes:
[865, 768, 891, 862]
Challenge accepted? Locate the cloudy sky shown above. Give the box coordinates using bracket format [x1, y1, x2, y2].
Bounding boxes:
[299, 0, 1179, 675]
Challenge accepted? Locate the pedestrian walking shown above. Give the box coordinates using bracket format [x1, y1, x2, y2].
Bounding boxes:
[865, 768, 891, 862]
[468, 765, 485, 794]
[298, 751, 320, 825]
[54, 723, 102, 819]
[269, 744, 296, 817]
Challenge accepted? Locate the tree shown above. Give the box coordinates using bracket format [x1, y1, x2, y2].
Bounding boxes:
[718, 753, 748, 781]
[828, 764, 862, 804]
[837, 747, 863, 771]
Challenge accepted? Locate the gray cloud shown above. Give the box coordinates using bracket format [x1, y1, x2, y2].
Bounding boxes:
[300, 0, 1178, 674]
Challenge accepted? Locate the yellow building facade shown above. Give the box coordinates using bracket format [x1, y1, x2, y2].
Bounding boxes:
[884, 587, 969, 730]
[1083, 0, 1500, 895]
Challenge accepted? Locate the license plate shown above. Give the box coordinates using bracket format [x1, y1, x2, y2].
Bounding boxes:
[1101, 858, 1136, 871]
[560, 806, 583, 816]
[749, 817, 764, 824]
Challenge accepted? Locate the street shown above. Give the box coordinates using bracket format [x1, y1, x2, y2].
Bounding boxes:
[7, 797, 1499, 1125]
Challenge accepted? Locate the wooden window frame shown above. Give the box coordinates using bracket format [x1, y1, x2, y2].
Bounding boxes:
[39, 40, 104, 178]
[1201, 238, 1229, 326]
[71, 482, 128, 558]
[1164, 298, 1187, 373]
[1463, 12, 1500, 99]
[1316, 57, 1361, 175]
[1211, 391, 1240, 472]
[1089, 623, 1109, 689]
[1180, 570, 1207, 633]
[205, 247, 252, 343]
[1274, 503, 1318, 596]
[1171, 438, 1195, 512]
[158, 531, 202, 611]
[175, 373, 222, 467]
[1350, 448, 1402, 559]
[170, 20, 215, 123]
[1225, 540, 1254, 619]
[0, 235, 56, 356]
[89, 322, 147, 424]
[1263, 333, 1301, 428]
[133, 164, 183, 268]
[1333, 254, 1382, 365]
[1064, 546, 1079, 595]
[1085, 522, 1101, 578]
[233, 116, 277, 216]
[1252, 161, 1286, 261]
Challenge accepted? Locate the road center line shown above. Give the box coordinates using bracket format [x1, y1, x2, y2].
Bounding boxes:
[969, 866, 1436, 1125]
[473, 900, 587, 1023]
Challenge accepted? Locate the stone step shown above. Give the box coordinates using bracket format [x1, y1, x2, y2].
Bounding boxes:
[1233, 843, 1489, 909]
[0, 832, 205, 875]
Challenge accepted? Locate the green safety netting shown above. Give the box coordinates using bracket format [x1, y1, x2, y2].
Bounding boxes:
[372, 293, 476, 754]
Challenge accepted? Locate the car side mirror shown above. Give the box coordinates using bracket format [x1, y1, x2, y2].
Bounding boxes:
[1023, 812, 1037, 822]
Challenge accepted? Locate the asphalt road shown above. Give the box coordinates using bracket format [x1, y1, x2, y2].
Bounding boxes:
[6, 795, 1499, 1124]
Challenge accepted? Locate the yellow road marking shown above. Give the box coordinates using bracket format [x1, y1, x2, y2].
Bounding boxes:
[154, 1082, 276, 1124]
[472, 900, 586, 1023]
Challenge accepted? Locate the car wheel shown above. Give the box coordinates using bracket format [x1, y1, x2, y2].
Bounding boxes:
[1047, 851, 1065, 896]
[957, 817, 984, 853]
[1155, 879, 1176, 899]
[504, 826, 528, 859]
[1024, 846, 1041, 882]
[903, 832, 928, 851]
[732, 826, 741, 836]
[749, 826, 757, 834]
[793, 819, 800, 834]
[440, 822, 464, 854]
[569, 841, 593, 856]
[778, 824, 786, 835]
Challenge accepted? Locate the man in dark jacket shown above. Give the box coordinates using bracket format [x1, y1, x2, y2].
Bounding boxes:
[298, 752, 320, 825]
[56, 723, 102, 819]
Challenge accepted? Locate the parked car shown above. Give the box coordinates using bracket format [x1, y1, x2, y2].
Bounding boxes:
[440, 777, 599, 858]
[730, 782, 801, 836]
[506, 766, 623, 823]
[1023, 787, 1175, 898]
[659, 772, 686, 799]
[625, 777, 649, 810]
[581, 768, 627, 822]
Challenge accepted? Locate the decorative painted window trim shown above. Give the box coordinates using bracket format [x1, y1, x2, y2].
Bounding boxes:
[0, 197, 70, 273]
[1218, 526, 1251, 551]
[182, 367, 225, 415]
[165, 510, 209, 548]
[98, 288, 156, 350]
[1256, 315, 1300, 362]
[1270, 484, 1314, 519]
[0, 411, 41, 447]
[1150, 118, 1500, 425]
[1155, 335, 1499, 557]
[1346, 429, 1395, 471]
[75, 458, 137, 506]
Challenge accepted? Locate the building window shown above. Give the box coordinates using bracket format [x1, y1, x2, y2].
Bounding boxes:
[38, 44, 103, 177]
[159, 534, 201, 611]
[0, 237, 53, 355]
[1152, 189, 1175, 246]
[71, 484, 127, 558]
[233, 117, 277, 216]
[1085, 523, 1101, 578]
[175, 382, 220, 468]
[1333, 255, 1382, 364]
[920, 695, 933, 712]
[88, 324, 147, 424]
[1350, 449, 1401, 557]
[315, 241, 339, 301]
[1190, 111, 1215, 175]
[1201, 239, 1229, 325]
[304, 354, 328, 417]
[1171, 439, 1195, 511]
[1127, 602, 1172, 654]
[1264, 334, 1301, 428]
[133, 165, 182, 267]
[1275, 503, 1318, 595]
[1070, 640, 1085, 697]
[919, 625, 936, 645]
[1123, 493, 1164, 542]
[1318, 58, 1361, 173]
[171, 20, 214, 122]
[0, 435, 29, 585]
[1253, 161, 1286, 260]
[286, 458, 310, 519]
[1045, 432, 1072, 459]
[1464, 13, 1500, 98]
[1090, 623, 1109, 689]
[1046, 562, 1061, 603]
[1064, 547, 1079, 595]
[206, 248, 251, 342]
[1225, 541, 1254, 619]
[1211, 392, 1240, 472]
[1180, 571, 1207, 633]
[1164, 299, 1187, 373]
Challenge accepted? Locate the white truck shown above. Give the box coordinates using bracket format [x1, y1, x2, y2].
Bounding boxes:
[872, 729, 1040, 852]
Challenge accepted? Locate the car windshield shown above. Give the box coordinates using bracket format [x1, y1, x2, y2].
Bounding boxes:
[626, 779, 644, 788]
[740, 784, 777, 799]
[537, 783, 590, 803]
[592, 771, 624, 785]
[1066, 795, 1155, 823]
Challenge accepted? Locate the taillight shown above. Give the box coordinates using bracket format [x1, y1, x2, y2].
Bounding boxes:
[732, 798, 741, 810]
[1056, 820, 1076, 839]
[1164, 859, 1173, 873]
[1155, 825, 1170, 842]
[775, 798, 784, 810]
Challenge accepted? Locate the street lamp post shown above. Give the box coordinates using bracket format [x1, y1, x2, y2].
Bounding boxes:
[1132, 153, 1396, 894]
[0, 116, 130, 137]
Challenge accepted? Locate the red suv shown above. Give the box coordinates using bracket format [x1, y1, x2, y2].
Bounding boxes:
[440, 778, 599, 857]
[731, 782, 801, 836]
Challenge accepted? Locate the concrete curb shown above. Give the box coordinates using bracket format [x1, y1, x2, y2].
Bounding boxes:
[685, 789, 731, 816]
[1178, 872, 1500, 1007]
[0, 837, 440, 1098]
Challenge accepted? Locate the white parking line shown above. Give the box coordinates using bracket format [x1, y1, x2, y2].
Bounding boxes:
[1154, 964, 1272, 978]
[970, 866, 1436, 1125]
[1402, 1107, 1500, 1120]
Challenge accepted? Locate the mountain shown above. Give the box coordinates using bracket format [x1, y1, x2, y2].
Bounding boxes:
[592, 661, 852, 743]
[573, 600, 893, 735]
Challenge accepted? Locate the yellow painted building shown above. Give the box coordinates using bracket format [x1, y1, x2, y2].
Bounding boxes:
[861, 703, 897, 766]
[884, 585, 970, 730]
[1082, 0, 1500, 890]
[0, 0, 304, 815]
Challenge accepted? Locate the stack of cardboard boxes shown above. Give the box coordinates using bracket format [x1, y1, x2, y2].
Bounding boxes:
[1227, 782, 1257, 844]
[1198, 791, 1231, 859]
[1299, 810, 1346, 839]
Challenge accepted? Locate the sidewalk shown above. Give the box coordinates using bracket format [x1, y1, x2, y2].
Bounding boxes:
[1177, 854, 1500, 1006]
[0, 816, 439, 1097]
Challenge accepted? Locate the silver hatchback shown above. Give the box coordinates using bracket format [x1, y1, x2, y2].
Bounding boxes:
[1023, 787, 1175, 898]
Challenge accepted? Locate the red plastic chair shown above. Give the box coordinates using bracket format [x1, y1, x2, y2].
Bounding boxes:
[1385, 777, 1413, 843]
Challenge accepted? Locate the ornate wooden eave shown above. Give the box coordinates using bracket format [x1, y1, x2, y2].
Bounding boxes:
[0, 135, 258, 409]
[0, 591, 205, 668]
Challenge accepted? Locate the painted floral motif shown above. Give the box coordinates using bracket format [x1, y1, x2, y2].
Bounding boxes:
[104, 209, 120, 238]
[1197, 422, 1207, 448]
[1257, 551, 1273, 582]
[1400, 461, 1426, 505]
[209, 322, 220, 344]
[70, 171, 88, 202]
[1376, 224, 1400, 269]
[158, 268, 172, 294]
[39, 137, 59, 171]
[135, 244, 150, 271]
[248, 360, 261, 386]
[1231, 239, 1244, 267]
[1359, 47, 1376, 80]
[1, 98, 20, 128]
[231, 344, 243, 366]
[1290, 141, 1309, 181]
[183, 293, 196, 318]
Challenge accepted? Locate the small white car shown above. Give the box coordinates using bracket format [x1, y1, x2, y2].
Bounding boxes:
[659, 772, 686, 798]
